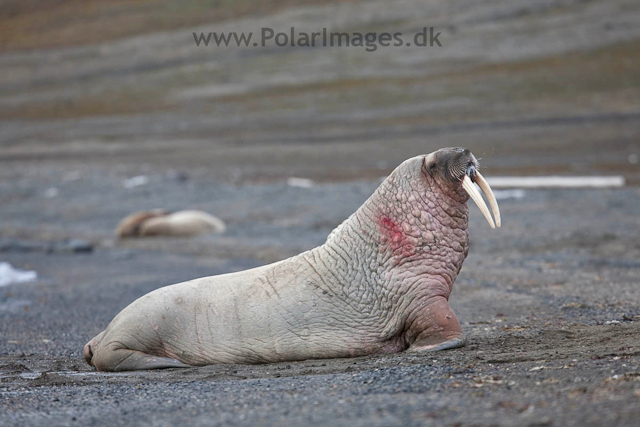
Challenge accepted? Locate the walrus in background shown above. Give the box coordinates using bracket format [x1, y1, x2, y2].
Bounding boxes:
[116, 209, 226, 238]
[86, 148, 501, 371]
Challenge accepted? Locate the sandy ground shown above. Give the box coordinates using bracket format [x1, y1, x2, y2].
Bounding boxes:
[1, 0, 640, 425]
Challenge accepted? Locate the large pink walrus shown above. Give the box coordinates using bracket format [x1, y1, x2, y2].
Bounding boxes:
[84, 148, 501, 371]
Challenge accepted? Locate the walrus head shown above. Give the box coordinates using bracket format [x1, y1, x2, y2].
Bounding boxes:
[423, 147, 501, 228]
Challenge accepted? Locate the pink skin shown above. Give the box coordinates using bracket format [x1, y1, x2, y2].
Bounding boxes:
[379, 216, 419, 262]
[372, 153, 471, 350]
[324, 150, 471, 353]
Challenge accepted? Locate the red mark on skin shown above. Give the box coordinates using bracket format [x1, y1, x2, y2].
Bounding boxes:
[378, 216, 416, 261]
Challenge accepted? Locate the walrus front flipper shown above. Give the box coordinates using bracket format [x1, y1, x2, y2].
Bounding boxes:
[406, 297, 466, 353]
[407, 336, 466, 352]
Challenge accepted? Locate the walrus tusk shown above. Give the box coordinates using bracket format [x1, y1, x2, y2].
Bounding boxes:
[474, 171, 501, 228]
[462, 175, 495, 229]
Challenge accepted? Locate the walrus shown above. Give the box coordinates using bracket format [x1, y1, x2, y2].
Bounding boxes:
[85, 148, 501, 371]
[116, 209, 226, 238]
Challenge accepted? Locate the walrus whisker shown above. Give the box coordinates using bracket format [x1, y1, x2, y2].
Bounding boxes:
[462, 175, 495, 229]
[474, 171, 501, 227]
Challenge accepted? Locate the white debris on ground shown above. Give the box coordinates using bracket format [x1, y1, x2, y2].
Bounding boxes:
[0, 262, 37, 287]
[44, 187, 59, 198]
[123, 175, 149, 189]
[287, 177, 315, 188]
[493, 189, 526, 200]
[486, 176, 625, 188]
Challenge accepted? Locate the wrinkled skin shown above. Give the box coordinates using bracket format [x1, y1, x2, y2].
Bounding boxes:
[85, 148, 477, 371]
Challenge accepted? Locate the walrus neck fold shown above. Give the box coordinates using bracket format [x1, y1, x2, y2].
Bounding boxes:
[320, 159, 470, 298]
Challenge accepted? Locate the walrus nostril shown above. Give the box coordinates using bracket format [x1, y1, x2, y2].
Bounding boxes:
[466, 165, 477, 181]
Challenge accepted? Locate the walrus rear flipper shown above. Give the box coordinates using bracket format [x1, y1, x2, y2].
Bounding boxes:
[89, 345, 191, 372]
[110, 350, 192, 371]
